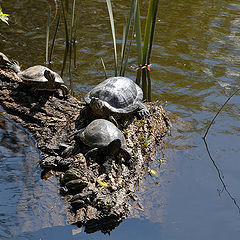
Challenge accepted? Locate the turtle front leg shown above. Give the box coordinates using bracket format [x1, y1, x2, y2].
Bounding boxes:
[137, 102, 149, 118]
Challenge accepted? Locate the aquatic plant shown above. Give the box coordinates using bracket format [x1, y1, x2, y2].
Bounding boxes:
[45, 0, 78, 94]
[106, 0, 160, 101]
[136, 0, 159, 101]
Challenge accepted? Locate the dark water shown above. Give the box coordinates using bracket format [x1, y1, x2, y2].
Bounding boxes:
[1, 0, 240, 239]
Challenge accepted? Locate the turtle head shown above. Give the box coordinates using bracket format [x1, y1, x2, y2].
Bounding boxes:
[89, 97, 104, 113]
[44, 69, 55, 86]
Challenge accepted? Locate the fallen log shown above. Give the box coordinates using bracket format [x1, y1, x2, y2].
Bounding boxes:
[0, 67, 170, 233]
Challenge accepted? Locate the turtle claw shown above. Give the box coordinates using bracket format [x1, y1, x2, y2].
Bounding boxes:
[137, 104, 149, 118]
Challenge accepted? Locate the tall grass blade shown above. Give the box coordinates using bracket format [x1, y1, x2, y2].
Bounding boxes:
[73, 40, 77, 69]
[119, 0, 137, 76]
[147, 0, 159, 65]
[101, 57, 108, 79]
[61, 0, 69, 44]
[68, 0, 76, 92]
[120, 21, 127, 64]
[142, 69, 147, 100]
[73, 13, 79, 68]
[147, 70, 152, 101]
[135, 0, 142, 67]
[136, 69, 141, 85]
[61, 44, 69, 77]
[69, 0, 76, 48]
[49, 14, 60, 63]
[142, 0, 154, 65]
[122, 17, 135, 76]
[45, 9, 50, 64]
[52, 0, 59, 24]
[106, 0, 118, 76]
[64, 0, 69, 13]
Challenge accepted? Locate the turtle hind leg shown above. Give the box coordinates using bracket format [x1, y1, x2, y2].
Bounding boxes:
[118, 148, 132, 168]
[59, 85, 70, 98]
[85, 139, 121, 161]
[105, 139, 121, 156]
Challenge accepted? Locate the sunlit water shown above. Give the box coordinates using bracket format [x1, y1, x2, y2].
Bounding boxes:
[0, 0, 240, 239]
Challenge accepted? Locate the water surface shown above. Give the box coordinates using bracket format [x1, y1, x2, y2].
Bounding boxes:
[0, 0, 240, 239]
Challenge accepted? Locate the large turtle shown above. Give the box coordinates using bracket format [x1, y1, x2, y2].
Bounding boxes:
[75, 119, 131, 161]
[84, 76, 149, 123]
[8, 61, 69, 97]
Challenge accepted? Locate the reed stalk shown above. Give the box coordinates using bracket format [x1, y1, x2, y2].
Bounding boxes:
[45, 10, 50, 64]
[106, 0, 118, 76]
[49, 15, 60, 63]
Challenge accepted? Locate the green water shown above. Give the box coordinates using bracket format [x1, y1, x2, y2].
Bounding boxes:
[1, 0, 240, 239]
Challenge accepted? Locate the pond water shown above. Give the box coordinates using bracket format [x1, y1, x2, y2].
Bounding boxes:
[0, 0, 240, 239]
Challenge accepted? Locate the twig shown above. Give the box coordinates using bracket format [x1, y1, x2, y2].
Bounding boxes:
[203, 87, 240, 139]
[100, 58, 108, 79]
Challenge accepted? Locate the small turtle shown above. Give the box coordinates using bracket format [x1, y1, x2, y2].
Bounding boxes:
[75, 119, 131, 161]
[8, 61, 69, 97]
[84, 76, 149, 124]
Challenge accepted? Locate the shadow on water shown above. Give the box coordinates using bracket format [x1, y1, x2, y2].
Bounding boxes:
[0, 110, 69, 239]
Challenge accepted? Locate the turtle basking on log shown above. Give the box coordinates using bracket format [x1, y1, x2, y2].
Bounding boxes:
[81, 76, 149, 126]
[7, 61, 69, 97]
[74, 119, 131, 161]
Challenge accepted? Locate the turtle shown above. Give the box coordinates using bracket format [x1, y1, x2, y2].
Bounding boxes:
[84, 76, 149, 124]
[75, 119, 131, 161]
[8, 61, 69, 97]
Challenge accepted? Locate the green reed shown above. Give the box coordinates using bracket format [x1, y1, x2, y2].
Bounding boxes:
[135, 0, 159, 101]
[106, 0, 159, 101]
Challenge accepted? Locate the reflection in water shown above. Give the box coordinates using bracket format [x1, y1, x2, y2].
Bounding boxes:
[203, 139, 240, 213]
[0, 113, 68, 239]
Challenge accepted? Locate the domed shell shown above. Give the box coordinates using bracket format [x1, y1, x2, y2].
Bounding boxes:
[85, 76, 143, 114]
[18, 65, 64, 83]
[79, 119, 127, 149]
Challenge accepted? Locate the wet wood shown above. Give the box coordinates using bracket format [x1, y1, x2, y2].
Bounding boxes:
[0, 68, 170, 233]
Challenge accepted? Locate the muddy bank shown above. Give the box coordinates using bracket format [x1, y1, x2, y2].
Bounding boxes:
[0, 68, 170, 233]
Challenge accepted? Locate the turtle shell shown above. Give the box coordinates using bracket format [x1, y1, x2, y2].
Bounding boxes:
[18, 65, 64, 83]
[79, 119, 127, 149]
[85, 76, 143, 114]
